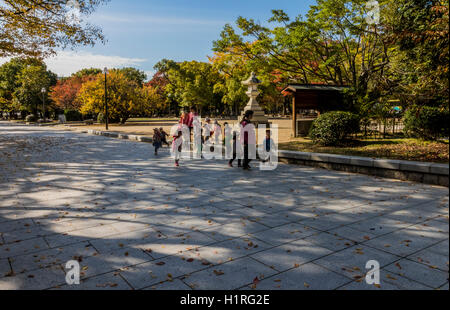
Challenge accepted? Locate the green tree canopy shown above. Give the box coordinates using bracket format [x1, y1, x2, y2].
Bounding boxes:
[387, 0, 449, 104]
[13, 60, 58, 115]
[113, 67, 147, 86]
[72, 68, 103, 78]
[155, 59, 222, 115]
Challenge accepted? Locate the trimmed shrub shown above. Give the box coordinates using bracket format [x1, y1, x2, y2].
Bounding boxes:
[64, 109, 83, 122]
[97, 113, 105, 124]
[309, 111, 360, 146]
[403, 106, 449, 140]
[25, 114, 38, 123]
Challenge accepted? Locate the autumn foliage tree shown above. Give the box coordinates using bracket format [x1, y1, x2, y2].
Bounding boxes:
[78, 71, 154, 124]
[146, 71, 169, 94]
[142, 85, 166, 116]
[51, 68, 102, 111]
[145, 68, 176, 116]
[212, 0, 448, 122]
[213, 2, 392, 112]
[0, 0, 108, 57]
[51, 76, 85, 110]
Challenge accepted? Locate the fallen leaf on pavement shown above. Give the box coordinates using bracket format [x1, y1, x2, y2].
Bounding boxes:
[213, 270, 224, 276]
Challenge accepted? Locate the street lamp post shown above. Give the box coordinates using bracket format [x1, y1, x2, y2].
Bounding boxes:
[103, 67, 109, 131]
[41, 87, 46, 122]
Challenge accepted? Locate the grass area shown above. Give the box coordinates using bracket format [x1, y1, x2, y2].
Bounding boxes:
[279, 137, 449, 163]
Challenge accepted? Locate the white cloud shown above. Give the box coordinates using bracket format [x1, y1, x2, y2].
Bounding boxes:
[45, 51, 147, 77]
[0, 51, 147, 77]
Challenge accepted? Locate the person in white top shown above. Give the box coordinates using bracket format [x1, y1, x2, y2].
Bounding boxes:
[203, 118, 212, 142]
[213, 120, 222, 145]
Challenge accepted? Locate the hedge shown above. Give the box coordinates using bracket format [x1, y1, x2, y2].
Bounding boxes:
[403, 106, 449, 140]
[309, 111, 360, 146]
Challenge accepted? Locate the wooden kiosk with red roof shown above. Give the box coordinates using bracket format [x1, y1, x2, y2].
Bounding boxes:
[281, 84, 350, 137]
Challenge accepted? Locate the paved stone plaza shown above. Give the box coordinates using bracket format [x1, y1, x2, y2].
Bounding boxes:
[0, 122, 448, 290]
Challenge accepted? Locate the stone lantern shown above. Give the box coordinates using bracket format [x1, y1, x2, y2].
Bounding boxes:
[240, 72, 269, 125]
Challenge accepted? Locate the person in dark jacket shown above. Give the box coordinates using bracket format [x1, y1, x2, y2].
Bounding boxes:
[240, 110, 255, 170]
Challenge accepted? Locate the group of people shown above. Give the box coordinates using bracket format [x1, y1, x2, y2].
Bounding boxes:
[225, 110, 255, 170]
[151, 109, 274, 169]
[151, 127, 169, 155]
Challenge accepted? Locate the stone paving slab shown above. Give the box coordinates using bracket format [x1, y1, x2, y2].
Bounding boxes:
[251, 223, 318, 246]
[338, 274, 431, 290]
[0, 264, 66, 290]
[200, 220, 269, 242]
[346, 216, 413, 236]
[77, 247, 153, 280]
[327, 226, 378, 243]
[362, 225, 447, 257]
[138, 231, 218, 260]
[250, 239, 333, 272]
[302, 232, 357, 252]
[0, 237, 50, 259]
[88, 228, 167, 254]
[55, 271, 133, 290]
[143, 278, 192, 290]
[191, 235, 272, 265]
[248, 262, 351, 290]
[0, 258, 12, 277]
[183, 257, 278, 290]
[313, 245, 400, 280]
[0, 122, 448, 290]
[383, 259, 448, 288]
[9, 241, 98, 274]
[119, 251, 212, 290]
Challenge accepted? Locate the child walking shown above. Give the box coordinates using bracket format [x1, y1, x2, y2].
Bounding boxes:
[172, 130, 183, 167]
[159, 127, 170, 146]
[261, 129, 276, 163]
[152, 128, 162, 156]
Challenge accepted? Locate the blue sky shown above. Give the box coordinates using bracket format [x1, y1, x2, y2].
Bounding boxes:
[2, 0, 317, 78]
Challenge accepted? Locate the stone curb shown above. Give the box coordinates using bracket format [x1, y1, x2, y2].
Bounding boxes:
[278, 150, 448, 176]
[86, 129, 153, 143]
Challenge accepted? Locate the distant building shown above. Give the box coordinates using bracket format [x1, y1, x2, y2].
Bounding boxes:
[281, 84, 351, 137]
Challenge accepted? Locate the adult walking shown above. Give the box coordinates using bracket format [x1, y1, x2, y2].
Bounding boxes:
[179, 111, 190, 127]
[187, 107, 198, 134]
[187, 107, 199, 152]
[240, 110, 255, 170]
